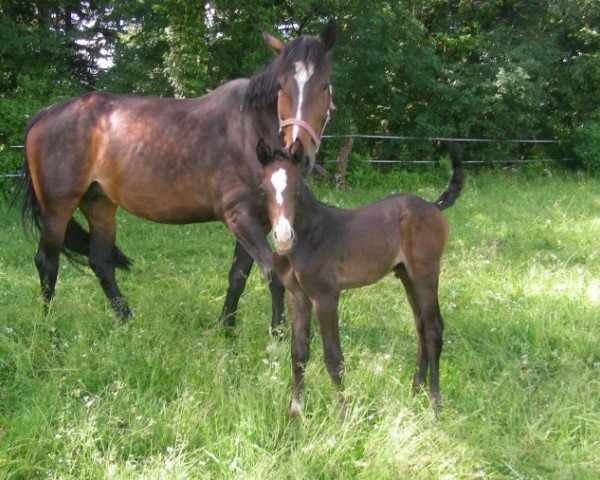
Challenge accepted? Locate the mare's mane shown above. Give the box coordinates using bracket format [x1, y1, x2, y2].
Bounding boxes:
[244, 36, 331, 111]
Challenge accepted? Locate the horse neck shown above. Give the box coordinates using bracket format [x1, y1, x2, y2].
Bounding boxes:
[293, 184, 329, 237]
[247, 104, 281, 147]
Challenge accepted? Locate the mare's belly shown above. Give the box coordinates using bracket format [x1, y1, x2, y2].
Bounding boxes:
[97, 174, 218, 224]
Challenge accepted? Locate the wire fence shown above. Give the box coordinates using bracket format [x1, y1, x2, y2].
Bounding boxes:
[322, 134, 560, 144]
[1, 135, 568, 178]
[321, 134, 568, 165]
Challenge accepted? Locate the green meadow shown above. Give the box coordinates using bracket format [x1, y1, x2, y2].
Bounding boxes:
[1, 169, 599, 479]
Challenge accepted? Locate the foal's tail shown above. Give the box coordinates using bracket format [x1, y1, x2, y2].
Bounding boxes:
[12, 112, 132, 270]
[433, 143, 464, 211]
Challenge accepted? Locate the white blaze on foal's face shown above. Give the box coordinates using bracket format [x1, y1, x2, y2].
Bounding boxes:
[270, 167, 294, 251]
[292, 61, 314, 141]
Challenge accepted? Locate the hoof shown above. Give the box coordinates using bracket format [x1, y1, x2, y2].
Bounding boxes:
[119, 308, 133, 323]
[111, 298, 132, 322]
[288, 398, 303, 420]
[223, 325, 237, 339]
[268, 324, 286, 341]
[431, 396, 442, 419]
[221, 314, 236, 329]
[338, 391, 349, 421]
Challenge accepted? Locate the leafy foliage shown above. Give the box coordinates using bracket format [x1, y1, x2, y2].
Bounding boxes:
[574, 110, 600, 172]
[1, 0, 599, 196]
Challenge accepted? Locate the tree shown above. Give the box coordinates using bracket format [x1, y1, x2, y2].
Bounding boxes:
[2, 0, 600, 196]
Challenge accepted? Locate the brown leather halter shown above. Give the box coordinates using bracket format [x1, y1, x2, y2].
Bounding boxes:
[277, 85, 335, 151]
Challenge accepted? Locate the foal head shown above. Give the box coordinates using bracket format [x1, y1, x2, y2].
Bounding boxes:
[257, 139, 306, 255]
[255, 21, 335, 172]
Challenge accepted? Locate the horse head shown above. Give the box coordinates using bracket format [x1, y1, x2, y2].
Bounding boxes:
[257, 139, 306, 254]
[262, 21, 335, 173]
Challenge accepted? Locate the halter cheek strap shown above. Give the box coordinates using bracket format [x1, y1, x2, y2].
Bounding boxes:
[278, 88, 335, 150]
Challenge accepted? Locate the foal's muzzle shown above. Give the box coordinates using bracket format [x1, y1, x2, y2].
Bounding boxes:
[272, 217, 295, 254]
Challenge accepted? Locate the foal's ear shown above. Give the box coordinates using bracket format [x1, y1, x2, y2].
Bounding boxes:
[256, 139, 272, 166]
[290, 139, 304, 165]
[320, 19, 336, 52]
[262, 31, 284, 55]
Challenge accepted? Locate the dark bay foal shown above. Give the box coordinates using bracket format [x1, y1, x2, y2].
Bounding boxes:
[256, 139, 464, 418]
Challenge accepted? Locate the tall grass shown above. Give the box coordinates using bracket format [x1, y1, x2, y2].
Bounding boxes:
[1, 169, 598, 478]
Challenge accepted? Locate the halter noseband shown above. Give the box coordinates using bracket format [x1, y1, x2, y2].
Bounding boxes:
[277, 86, 335, 151]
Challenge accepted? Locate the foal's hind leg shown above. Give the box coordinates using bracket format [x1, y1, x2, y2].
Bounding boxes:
[396, 264, 444, 411]
[313, 290, 346, 416]
[80, 195, 131, 320]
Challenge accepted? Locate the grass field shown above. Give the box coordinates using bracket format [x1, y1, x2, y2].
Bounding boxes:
[1, 168, 599, 479]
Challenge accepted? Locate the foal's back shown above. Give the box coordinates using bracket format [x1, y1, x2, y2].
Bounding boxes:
[319, 194, 448, 290]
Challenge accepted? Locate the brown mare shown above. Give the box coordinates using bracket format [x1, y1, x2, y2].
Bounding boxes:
[256, 139, 464, 418]
[16, 22, 336, 332]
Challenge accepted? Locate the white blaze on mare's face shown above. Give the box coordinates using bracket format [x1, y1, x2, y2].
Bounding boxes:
[292, 61, 314, 141]
[270, 167, 294, 249]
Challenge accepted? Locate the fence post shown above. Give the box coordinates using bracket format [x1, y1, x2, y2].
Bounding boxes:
[334, 137, 354, 190]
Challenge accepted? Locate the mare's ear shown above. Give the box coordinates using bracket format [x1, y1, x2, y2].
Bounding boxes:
[256, 139, 272, 166]
[321, 19, 336, 52]
[262, 31, 284, 55]
[290, 139, 304, 165]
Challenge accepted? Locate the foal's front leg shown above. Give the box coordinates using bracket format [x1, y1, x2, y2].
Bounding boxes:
[287, 288, 312, 419]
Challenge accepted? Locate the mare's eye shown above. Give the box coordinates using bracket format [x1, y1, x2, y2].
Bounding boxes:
[322, 82, 330, 92]
[275, 82, 282, 91]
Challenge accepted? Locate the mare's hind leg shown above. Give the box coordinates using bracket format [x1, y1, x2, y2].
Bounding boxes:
[80, 195, 131, 320]
[35, 205, 79, 314]
[395, 264, 444, 411]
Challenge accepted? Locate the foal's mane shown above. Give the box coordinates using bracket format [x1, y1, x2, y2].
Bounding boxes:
[244, 35, 331, 111]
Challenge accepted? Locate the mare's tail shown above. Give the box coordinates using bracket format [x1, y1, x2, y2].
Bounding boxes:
[11, 112, 132, 270]
[433, 143, 464, 211]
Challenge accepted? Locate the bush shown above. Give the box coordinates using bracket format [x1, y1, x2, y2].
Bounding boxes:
[573, 112, 600, 172]
[345, 152, 381, 188]
[0, 147, 23, 204]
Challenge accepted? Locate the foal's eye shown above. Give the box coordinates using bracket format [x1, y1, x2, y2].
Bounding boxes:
[322, 82, 330, 92]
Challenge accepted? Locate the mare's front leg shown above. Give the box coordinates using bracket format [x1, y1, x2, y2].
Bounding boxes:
[313, 290, 346, 414]
[221, 241, 254, 328]
[222, 206, 285, 334]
